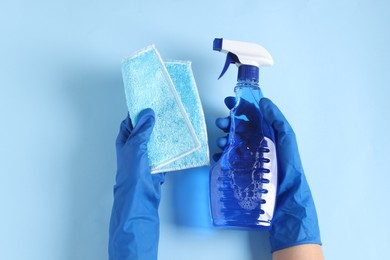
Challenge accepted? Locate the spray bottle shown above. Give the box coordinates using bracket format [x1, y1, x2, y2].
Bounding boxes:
[210, 38, 278, 230]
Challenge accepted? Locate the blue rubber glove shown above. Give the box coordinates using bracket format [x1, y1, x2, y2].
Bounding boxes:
[214, 97, 321, 252]
[109, 109, 165, 260]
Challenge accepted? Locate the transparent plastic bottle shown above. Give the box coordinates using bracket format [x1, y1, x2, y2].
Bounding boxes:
[210, 76, 277, 230]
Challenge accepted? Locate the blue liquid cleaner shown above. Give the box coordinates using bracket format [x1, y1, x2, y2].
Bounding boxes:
[210, 80, 276, 229]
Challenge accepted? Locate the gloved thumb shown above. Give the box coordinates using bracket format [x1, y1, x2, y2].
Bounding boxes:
[260, 98, 304, 174]
[259, 98, 294, 138]
[129, 108, 156, 145]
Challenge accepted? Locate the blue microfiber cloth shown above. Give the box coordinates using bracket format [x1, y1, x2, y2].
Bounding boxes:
[156, 61, 209, 172]
[122, 45, 200, 173]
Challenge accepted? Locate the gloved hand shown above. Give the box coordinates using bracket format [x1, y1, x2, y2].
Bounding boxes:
[109, 108, 165, 260]
[214, 97, 321, 252]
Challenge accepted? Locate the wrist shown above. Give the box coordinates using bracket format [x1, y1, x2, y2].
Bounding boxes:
[272, 244, 324, 260]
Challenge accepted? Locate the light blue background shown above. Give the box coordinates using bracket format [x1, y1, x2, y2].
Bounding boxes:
[1, 0, 389, 259]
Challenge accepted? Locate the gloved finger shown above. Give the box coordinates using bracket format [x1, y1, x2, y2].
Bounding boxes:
[216, 136, 228, 149]
[212, 153, 222, 162]
[212, 96, 235, 163]
[224, 96, 236, 110]
[216, 117, 230, 132]
[129, 108, 156, 144]
[116, 114, 133, 146]
[214, 96, 235, 133]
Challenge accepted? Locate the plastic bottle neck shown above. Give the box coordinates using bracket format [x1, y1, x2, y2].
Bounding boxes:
[235, 72, 263, 101]
[236, 79, 259, 88]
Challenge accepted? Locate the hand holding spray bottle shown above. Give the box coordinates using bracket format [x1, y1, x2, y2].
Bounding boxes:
[210, 38, 277, 230]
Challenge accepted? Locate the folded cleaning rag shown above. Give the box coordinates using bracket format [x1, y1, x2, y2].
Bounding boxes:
[121, 45, 209, 173]
[160, 61, 209, 172]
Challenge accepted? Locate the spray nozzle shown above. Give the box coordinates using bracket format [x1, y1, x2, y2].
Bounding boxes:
[213, 38, 274, 81]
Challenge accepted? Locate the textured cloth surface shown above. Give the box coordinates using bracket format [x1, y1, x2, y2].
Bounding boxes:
[157, 61, 209, 171]
[122, 46, 199, 172]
